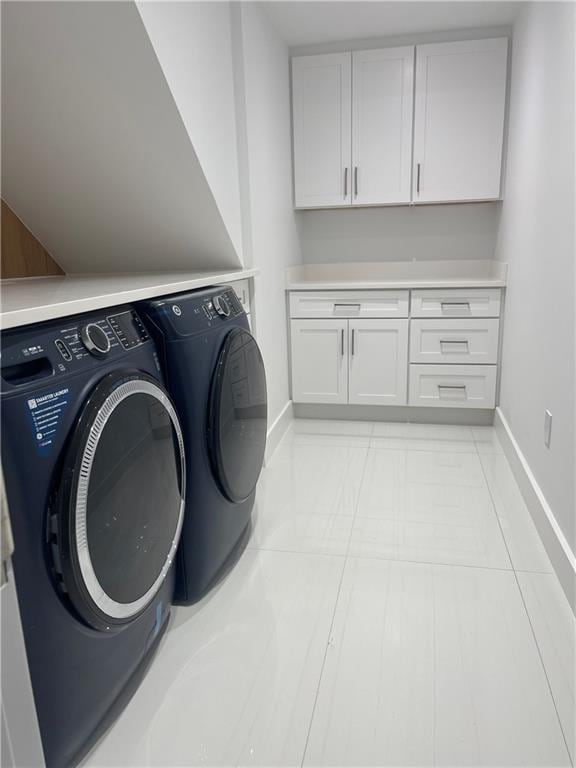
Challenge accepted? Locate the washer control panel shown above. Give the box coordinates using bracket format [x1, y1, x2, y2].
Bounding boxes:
[200, 290, 243, 322]
[107, 310, 150, 350]
[138, 286, 248, 340]
[1, 307, 154, 389]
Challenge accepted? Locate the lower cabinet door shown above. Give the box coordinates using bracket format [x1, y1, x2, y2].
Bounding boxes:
[291, 319, 348, 403]
[349, 319, 408, 405]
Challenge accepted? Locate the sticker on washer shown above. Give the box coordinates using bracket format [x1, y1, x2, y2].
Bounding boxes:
[26, 387, 70, 455]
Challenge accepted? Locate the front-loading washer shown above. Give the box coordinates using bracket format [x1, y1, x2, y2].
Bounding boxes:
[139, 285, 267, 604]
[0, 306, 185, 767]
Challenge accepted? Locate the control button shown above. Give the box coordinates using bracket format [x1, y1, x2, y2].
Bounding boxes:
[172, 305, 182, 317]
[213, 294, 231, 318]
[54, 339, 72, 362]
[81, 324, 111, 358]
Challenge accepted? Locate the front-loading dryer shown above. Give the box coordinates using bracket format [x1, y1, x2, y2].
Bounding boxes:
[139, 286, 267, 604]
[0, 307, 185, 768]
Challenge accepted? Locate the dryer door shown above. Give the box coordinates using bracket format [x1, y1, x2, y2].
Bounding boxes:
[52, 371, 185, 631]
[208, 328, 267, 503]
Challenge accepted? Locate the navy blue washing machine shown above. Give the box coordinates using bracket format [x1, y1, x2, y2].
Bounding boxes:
[139, 285, 267, 604]
[0, 307, 186, 768]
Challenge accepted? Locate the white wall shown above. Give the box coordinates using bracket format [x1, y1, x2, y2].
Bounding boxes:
[1, 1, 240, 273]
[137, 2, 244, 263]
[496, 2, 575, 552]
[298, 203, 500, 263]
[234, 2, 302, 426]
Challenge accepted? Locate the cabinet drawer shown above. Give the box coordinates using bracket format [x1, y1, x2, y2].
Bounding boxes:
[290, 291, 409, 319]
[409, 364, 497, 409]
[411, 289, 501, 318]
[410, 319, 499, 364]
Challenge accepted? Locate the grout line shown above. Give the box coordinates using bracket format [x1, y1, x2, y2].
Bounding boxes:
[299, 554, 347, 768]
[477, 446, 574, 765]
[299, 436, 372, 767]
[247, 544, 556, 576]
[342, 552, 516, 574]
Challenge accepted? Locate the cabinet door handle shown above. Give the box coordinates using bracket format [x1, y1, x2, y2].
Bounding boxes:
[354, 166, 358, 198]
[344, 167, 348, 198]
[351, 328, 355, 355]
[416, 162, 421, 194]
[341, 328, 344, 356]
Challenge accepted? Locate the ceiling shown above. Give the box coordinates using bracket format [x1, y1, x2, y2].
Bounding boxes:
[262, 1, 521, 47]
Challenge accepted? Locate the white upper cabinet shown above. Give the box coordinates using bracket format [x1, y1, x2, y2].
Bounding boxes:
[413, 38, 508, 203]
[352, 47, 414, 205]
[292, 53, 352, 208]
[291, 37, 508, 208]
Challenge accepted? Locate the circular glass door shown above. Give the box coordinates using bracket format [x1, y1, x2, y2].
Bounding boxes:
[52, 371, 185, 631]
[208, 328, 267, 503]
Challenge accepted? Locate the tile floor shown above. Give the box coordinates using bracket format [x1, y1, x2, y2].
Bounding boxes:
[87, 420, 575, 767]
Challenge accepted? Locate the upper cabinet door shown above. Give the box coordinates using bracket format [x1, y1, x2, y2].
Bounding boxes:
[292, 53, 352, 208]
[352, 47, 414, 205]
[413, 38, 508, 203]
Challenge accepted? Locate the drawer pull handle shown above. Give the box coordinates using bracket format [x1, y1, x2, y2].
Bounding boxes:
[333, 303, 361, 316]
[438, 384, 467, 395]
[440, 339, 469, 349]
[441, 301, 471, 311]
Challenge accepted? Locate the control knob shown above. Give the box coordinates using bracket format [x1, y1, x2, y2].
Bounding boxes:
[81, 323, 111, 357]
[213, 294, 231, 318]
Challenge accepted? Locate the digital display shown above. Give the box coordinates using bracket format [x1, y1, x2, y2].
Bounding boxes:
[107, 312, 149, 350]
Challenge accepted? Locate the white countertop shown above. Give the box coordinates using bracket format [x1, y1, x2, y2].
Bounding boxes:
[286, 260, 507, 290]
[0, 269, 257, 329]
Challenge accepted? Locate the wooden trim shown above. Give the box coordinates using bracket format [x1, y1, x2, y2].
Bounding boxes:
[1, 200, 64, 278]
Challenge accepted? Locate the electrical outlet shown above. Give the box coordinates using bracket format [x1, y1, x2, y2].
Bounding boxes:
[544, 410, 553, 448]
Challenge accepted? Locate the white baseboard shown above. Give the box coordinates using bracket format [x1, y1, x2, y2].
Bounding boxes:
[293, 403, 494, 426]
[264, 400, 293, 466]
[494, 407, 576, 613]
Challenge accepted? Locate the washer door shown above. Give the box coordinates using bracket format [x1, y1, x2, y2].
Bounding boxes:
[208, 328, 267, 503]
[52, 371, 185, 631]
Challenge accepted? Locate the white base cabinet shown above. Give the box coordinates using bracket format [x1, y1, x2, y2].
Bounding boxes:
[349, 320, 408, 405]
[291, 319, 408, 406]
[291, 319, 348, 404]
[289, 288, 501, 411]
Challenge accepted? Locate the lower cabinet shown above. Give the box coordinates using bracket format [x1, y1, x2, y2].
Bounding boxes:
[291, 319, 348, 404]
[289, 288, 501, 411]
[291, 319, 408, 405]
[349, 320, 408, 405]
